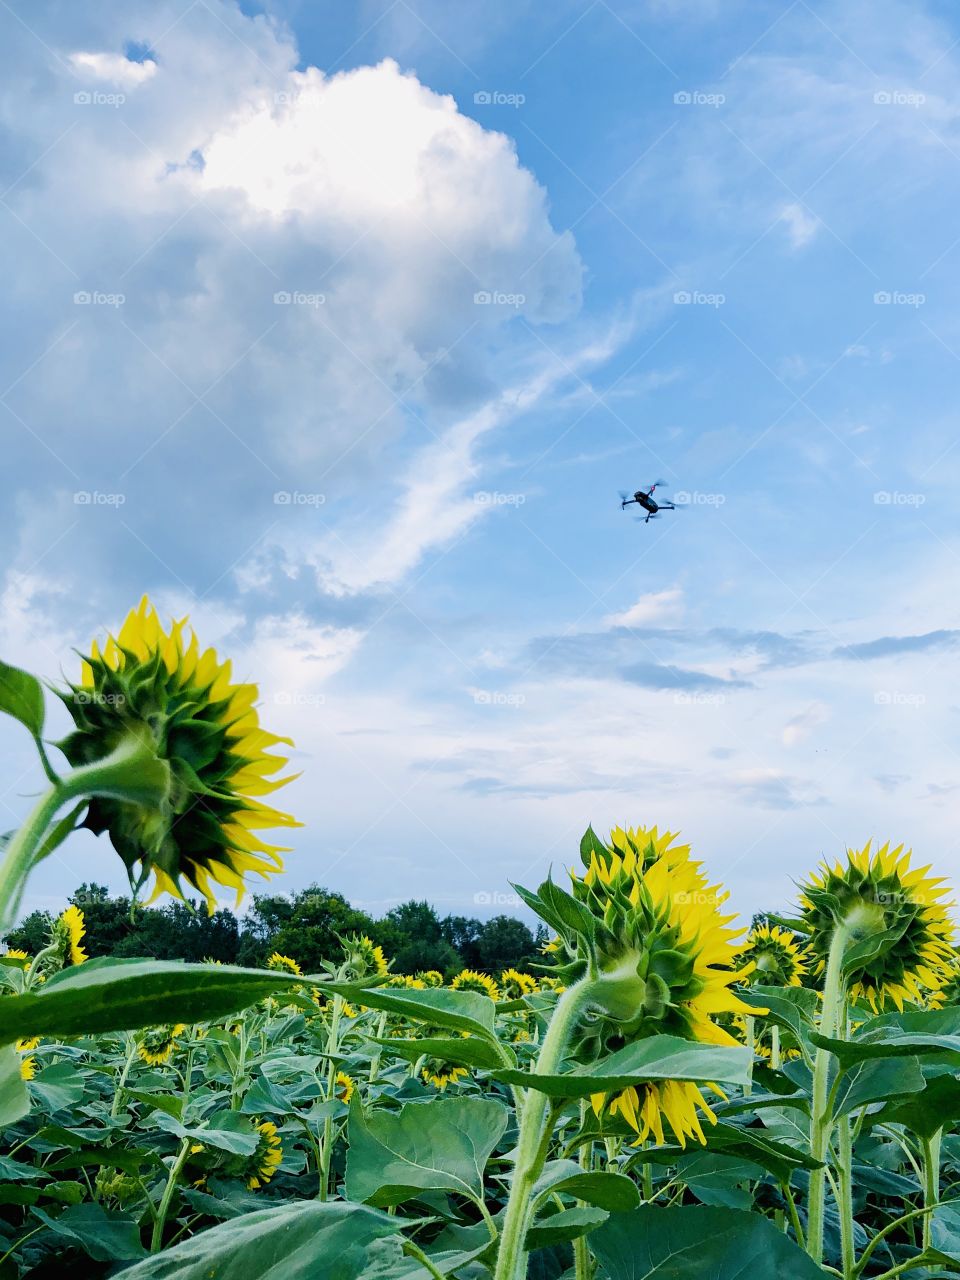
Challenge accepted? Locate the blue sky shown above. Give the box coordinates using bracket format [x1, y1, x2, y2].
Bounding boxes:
[2, 0, 960, 927]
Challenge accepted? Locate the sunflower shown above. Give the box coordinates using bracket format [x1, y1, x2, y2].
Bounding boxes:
[58, 597, 300, 913]
[247, 1120, 283, 1189]
[799, 841, 954, 1012]
[386, 974, 426, 990]
[19, 1056, 35, 1081]
[343, 935, 388, 978]
[137, 1023, 186, 1066]
[422, 1064, 469, 1090]
[16, 1036, 39, 1052]
[737, 923, 808, 988]
[266, 952, 301, 975]
[418, 970, 444, 987]
[3, 949, 29, 967]
[542, 826, 755, 1148]
[52, 906, 87, 967]
[450, 970, 500, 1000]
[334, 1071, 354, 1103]
[500, 969, 538, 997]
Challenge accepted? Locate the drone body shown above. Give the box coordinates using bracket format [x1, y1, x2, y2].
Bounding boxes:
[619, 481, 678, 524]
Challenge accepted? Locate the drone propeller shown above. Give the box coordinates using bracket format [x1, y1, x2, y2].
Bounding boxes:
[618, 490, 630, 501]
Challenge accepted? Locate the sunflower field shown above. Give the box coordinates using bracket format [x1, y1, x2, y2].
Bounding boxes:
[2, 603, 960, 1279]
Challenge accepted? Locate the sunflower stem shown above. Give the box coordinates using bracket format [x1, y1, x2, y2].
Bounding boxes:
[492, 977, 595, 1280]
[807, 922, 851, 1266]
[150, 1136, 191, 1252]
[921, 1131, 942, 1252]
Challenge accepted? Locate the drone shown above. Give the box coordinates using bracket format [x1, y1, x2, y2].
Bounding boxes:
[619, 481, 681, 523]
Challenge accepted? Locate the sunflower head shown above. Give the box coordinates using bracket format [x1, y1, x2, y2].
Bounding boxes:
[450, 970, 500, 1000]
[137, 1023, 186, 1067]
[799, 841, 954, 1011]
[523, 823, 755, 1148]
[500, 969, 538, 998]
[46, 906, 87, 972]
[417, 970, 444, 988]
[246, 1120, 283, 1189]
[422, 1063, 469, 1090]
[341, 935, 389, 980]
[737, 923, 808, 988]
[334, 1071, 355, 1104]
[266, 952, 301, 976]
[58, 597, 300, 913]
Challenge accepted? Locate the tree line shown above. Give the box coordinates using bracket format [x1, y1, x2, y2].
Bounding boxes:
[3, 883, 548, 977]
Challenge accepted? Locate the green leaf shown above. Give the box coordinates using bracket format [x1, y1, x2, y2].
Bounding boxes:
[532, 1160, 640, 1212]
[0, 958, 300, 1044]
[126, 1089, 185, 1120]
[591, 1205, 831, 1279]
[32, 1202, 146, 1262]
[0, 658, 44, 738]
[113, 1199, 404, 1280]
[811, 1006, 960, 1068]
[525, 1206, 608, 1250]
[29, 1062, 85, 1114]
[871, 1071, 960, 1139]
[371, 1036, 506, 1071]
[0, 1043, 29, 1126]
[323, 982, 496, 1039]
[739, 986, 818, 1042]
[632, 1121, 822, 1182]
[345, 1095, 508, 1208]
[832, 1055, 926, 1117]
[491, 1036, 752, 1099]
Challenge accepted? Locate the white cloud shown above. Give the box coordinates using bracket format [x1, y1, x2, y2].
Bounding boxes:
[604, 587, 684, 629]
[69, 51, 157, 85]
[778, 202, 820, 249]
[782, 701, 831, 746]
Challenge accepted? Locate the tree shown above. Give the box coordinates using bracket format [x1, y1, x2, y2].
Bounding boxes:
[263, 886, 377, 973]
[68, 883, 135, 956]
[473, 915, 537, 974]
[382, 900, 462, 974]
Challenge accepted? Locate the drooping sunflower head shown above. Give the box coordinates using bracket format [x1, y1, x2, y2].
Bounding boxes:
[342, 935, 389, 980]
[334, 1071, 355, 1104]
[47, 906, 87, 971]
[799, 841, 955, 1011]
[450, 970, 500, 1000]
[736, 923, 809, 988]
[582, 823, 695, 880]
[266, 952, 301, 976]
[500, 969, 538, 998]
[137, 1023, 186, 1067]
[386, 974, 426, 990]
[59, 597, 300, 913]
[421, 1063, 469, 1090]
[246, 1120, 283, 1190]
[417, 970, 444, 988]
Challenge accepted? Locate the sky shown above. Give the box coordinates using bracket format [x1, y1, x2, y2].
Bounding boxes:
[1, 0, 959, 930]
